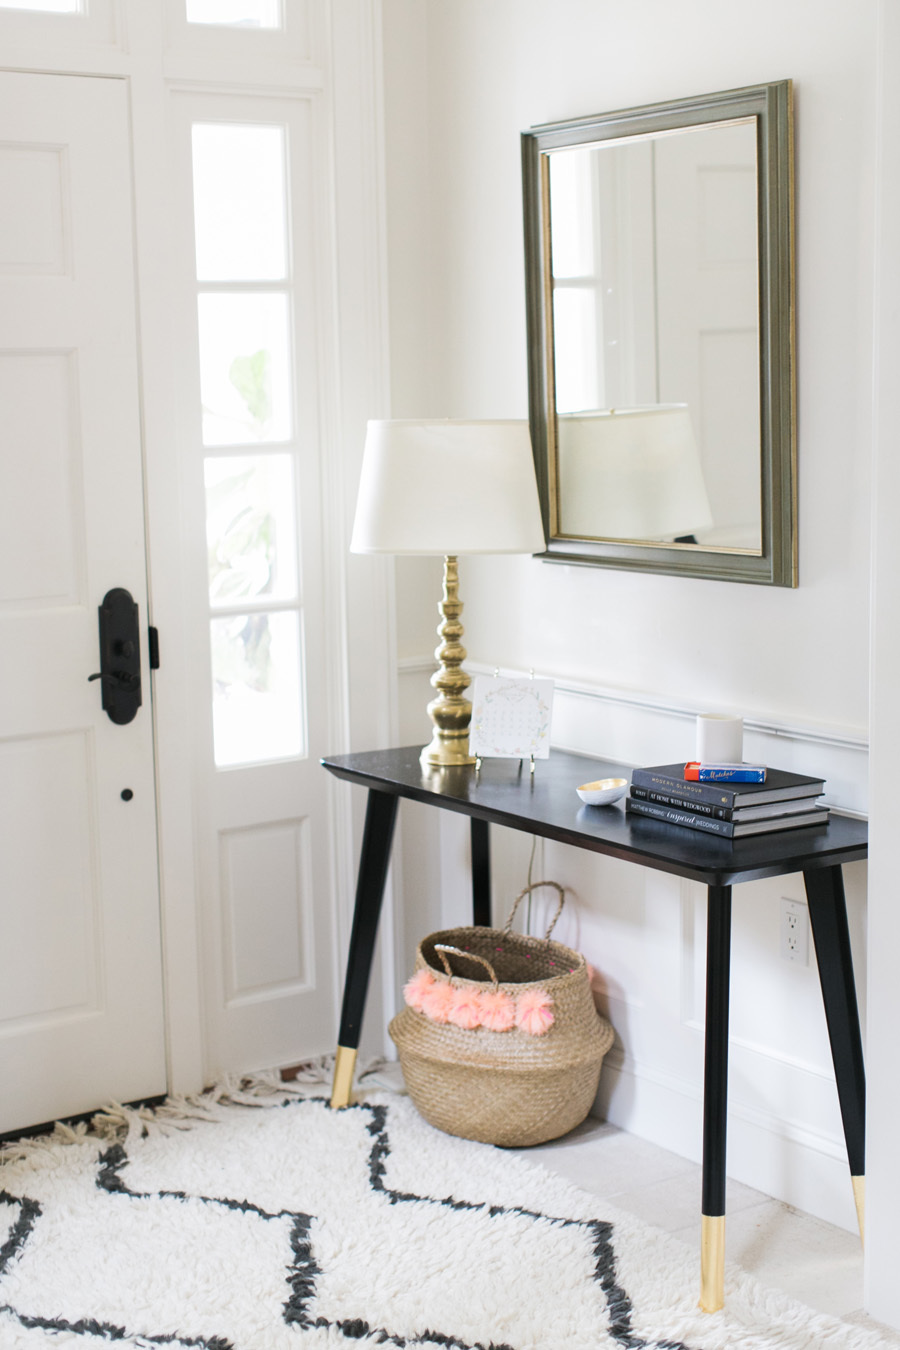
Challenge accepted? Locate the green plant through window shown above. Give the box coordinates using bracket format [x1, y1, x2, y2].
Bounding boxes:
[206, 462, 277, 606]
[211, 612, 273, 695]
[229, 348, 272, 429]
[204, 451, 297, 708]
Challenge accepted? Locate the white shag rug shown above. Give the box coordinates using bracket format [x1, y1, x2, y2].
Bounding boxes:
[0, 1072, 892, 1350]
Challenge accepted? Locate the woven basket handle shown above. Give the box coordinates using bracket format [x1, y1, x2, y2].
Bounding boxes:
[503, 881, 566, 941]
[433, 943, 499, 987]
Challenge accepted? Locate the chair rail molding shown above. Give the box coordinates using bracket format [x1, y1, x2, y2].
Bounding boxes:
[397, 657, 869, 814]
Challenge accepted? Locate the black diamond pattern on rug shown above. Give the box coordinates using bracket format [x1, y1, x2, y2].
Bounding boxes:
[0, 1097, 695, 1350]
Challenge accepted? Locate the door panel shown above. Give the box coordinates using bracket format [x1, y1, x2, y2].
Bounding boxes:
[0, 71, 166, 1132]
[0, 352, 83, 606]
[0, 732, 98, 1024]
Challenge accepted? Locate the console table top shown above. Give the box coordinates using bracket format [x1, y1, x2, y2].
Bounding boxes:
[322, 745, 868, 888]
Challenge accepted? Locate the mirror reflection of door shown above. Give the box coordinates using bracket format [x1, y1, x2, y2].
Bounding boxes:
[548, 118, 762, 553]
[655, 121, 761, 552]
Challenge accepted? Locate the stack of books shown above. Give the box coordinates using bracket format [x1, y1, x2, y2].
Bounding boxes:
[626, 763, 829, 838]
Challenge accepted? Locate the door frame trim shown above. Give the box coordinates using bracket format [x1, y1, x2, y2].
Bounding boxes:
[133, 0, 396, 1092]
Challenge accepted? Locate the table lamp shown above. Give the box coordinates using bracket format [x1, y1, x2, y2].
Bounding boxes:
[350, 419, 546, 768]
[556, 405, 714, 542]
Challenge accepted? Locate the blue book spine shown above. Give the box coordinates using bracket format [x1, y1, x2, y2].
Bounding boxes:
[690, 764, 766, 782]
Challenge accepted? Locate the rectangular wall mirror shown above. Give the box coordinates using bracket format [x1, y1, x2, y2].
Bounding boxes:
[522, 81, 796, 585]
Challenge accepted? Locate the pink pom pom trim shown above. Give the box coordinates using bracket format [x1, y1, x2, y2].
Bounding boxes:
[403, 968, 436, 1012]
[478, 987, 516, 1032]
[515, 987, 555, 1036]
[420, 978, 456, 1023]
[448, 985, 483, 1030]
[406, 967, 556, 1036]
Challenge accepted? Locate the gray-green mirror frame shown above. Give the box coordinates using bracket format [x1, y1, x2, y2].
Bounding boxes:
[522, 81, 796, 586]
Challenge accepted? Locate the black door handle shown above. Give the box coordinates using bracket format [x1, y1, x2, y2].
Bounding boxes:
[88, 670, 141, 692]
[88, 588, 142, 725]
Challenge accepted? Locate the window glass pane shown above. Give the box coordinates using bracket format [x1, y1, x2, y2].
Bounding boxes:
[192, 124, 287, 282]
[211, 610, 304, 767]
[197, 292, 292, 445]
[205, 454, 298, 607]
[553, 288, 601, 413]
[0, 0, 81, 9]
[186, 0, 280, 27]
[549, 151, 596, 279]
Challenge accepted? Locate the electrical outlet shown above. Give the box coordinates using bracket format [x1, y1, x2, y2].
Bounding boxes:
[780, 898, 809, 965]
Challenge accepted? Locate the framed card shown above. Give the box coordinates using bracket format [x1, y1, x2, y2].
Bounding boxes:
[469, 676, 554, 759]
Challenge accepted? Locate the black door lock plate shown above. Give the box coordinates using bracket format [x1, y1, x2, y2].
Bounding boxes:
[88, 587, 143, 725]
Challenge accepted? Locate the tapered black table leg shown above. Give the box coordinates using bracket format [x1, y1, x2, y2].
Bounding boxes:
[471, 817, 491, 926]
[803, 865, 866, 1240]
[330, 788, 399, 1108]
[700, 884, 732, 1312]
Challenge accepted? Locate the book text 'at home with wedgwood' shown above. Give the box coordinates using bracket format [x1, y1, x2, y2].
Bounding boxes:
[628, 784, 826, 822]
[625, 796, 830, 838]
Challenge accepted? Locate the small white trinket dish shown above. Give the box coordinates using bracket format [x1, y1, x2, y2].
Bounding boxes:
[576, 778, 628, 806]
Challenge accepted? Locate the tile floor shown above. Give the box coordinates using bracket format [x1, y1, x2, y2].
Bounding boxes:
[360, 1063, 898, 1342]
[516, 1116, 900, 1344]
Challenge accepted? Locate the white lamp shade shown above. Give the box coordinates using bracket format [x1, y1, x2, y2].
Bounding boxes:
[557, 405, 714, 541]
[350, 419, 546, 555]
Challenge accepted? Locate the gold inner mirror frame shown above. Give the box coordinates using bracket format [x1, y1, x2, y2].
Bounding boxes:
[522, 81, 796, 586]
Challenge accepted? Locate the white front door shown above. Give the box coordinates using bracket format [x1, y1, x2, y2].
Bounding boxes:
[0, 71, 166, 1132]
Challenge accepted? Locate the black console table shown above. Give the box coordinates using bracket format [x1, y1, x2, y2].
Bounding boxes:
[321, 745, 868, 1313]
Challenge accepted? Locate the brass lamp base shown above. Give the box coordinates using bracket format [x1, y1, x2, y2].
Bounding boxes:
[421, 555, 476, 769]
[420, 733, 475, 769]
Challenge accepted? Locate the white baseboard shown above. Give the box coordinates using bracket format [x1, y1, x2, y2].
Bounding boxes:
[597, 1048, 859, 1233]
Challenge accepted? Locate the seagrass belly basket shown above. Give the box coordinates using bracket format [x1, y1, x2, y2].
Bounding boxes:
[389, 883, 614, 1147]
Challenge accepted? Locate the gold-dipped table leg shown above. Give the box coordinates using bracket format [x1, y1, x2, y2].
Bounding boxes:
[330, 1045, 357, 1109]
[852, 1176, 865, 1246]
[699, 1214, 725, 1313]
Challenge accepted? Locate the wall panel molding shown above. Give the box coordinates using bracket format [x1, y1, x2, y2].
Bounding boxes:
[399, 655, 869, 813]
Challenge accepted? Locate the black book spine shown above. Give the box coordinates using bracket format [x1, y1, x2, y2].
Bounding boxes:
[626, 797, 736, 836]
[630, 767, 738, 807]
[629, 784, 731, 819]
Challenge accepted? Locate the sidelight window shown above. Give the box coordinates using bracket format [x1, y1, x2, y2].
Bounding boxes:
[190, 118, 305, 768]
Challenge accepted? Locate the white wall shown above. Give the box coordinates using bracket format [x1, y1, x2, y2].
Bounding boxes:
[861, 0, 900, 1325]
[380, 0, 879, 1253]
